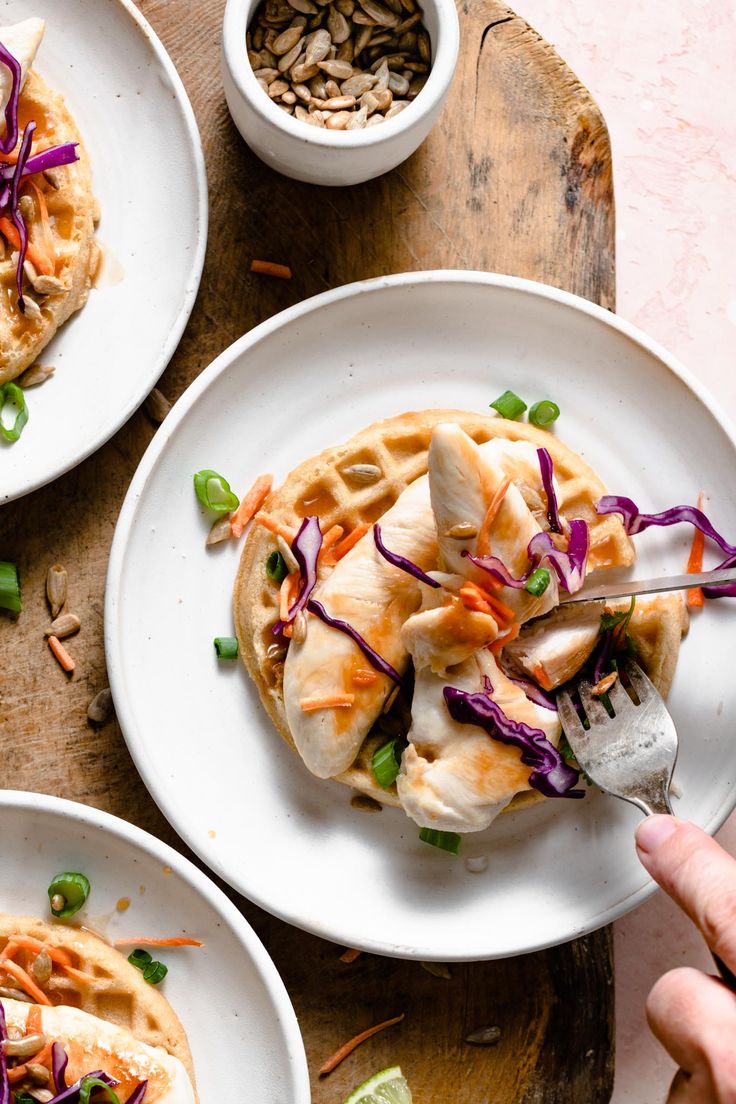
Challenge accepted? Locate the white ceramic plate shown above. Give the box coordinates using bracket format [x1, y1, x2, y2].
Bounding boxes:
[0, 791, 309, 1101]
[106, 272, 736, 960]
[0, 0, 206, 503]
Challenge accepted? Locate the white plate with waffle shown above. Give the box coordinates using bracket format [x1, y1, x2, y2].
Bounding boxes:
[0, 791, 309, 1102]
[0, 0, 206, 503]
[106, 271, 736, 960]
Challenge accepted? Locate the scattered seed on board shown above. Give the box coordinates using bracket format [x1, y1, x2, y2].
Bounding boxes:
[144, 387, 172, 424]
[465, 1026, 502, 1046]
[87, 687, 114, 725]
[207, 516, 233, 546]
[17, 362, 54, 388]
[46, 564, 67, 618]
[45, 612, 81, 640]
[421, 961, 452, 980]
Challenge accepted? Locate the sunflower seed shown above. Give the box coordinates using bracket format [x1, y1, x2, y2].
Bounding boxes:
[22, 296, 42, 320]
[372, 87, 392, 110]
[403, 58, 427, 71]
[335, 0, 355, 13]
[336, 39, 354, 61]
[305, 27, 331, 65]
[269, 78, 290, 96]
[341, 462, 382, 483]
[42, 169, 60, 190]
[407, 73, 426, 97]
[325, 109, 352, 129]
[26, 1065, 50, 1087]
[295, 104, 312, 121]
[0, 986, 31, 1002]
[144, 387, 171, 423]
[17, 362, 55, 388]
[370, 51, 404, 72]
[465, 1026, 502, 1046]
[358, 0, 398, 25]
[87, 687, 114, 726]
[45, 613, 81, 639]
[308, 74, 328, 97]
[254, 66, 280, 82]
[373, 59, 390, 89]
[354, 24, 373, 52]
[291, 60, 320, 81]
[248, 49, 263, 67]
[324, 78, 342, 97]
[352, 10, 378, 22]
[26, 1090, 54, 1103]
[388, 70, 409, 95]
[319, 58, 354, 79]
[31, 951, 52, 984]
[23, 258, 38, 283]
[421, 961, 452, 979]
[327, 6, 350, 40]
[5, 1034, 47, 1058]
[321, 93, 356, 110]
[287, 0, 318, 12]
[278, 39, 304, 70]
[18, 194, 33, 220]
[46, 564, 67, 618]
[365, 112, 384, 125]
[446, 522, 478, 539]
[272, 23, 303, 53]
[417, 29, 430, 62]
[282, 89, 297, 103]
[395, 9, 422, 32]
[292, 610, 307, 643]
[293, 81, 312, 100]
[385, 98, 409, 117]
[341, 72, 376, 96]
[207, 516, 233, 545]
[345, 103, 369, 128]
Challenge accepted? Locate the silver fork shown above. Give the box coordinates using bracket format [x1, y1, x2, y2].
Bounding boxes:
[558, 660, 736, 992]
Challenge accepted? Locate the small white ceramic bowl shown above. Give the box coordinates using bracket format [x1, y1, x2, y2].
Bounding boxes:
[222, 0, 459, 186]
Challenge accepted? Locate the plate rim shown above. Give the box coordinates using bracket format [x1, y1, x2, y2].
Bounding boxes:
[3, 0, 209, 504]
[105, 269, 736, 959]
[0, 788, 311, 1100]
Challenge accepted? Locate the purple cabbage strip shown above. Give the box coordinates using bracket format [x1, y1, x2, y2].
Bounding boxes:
[47, 1070, 118, 1104]
[307, 598, 403, 685]
[463, 549, 528, 589]
[537, 447, 562, 534]
[124, 1082, 148, 1104]
[444, 686, 583, 798]
[0, 999, 9, 1104]
[467, 518, 589, 595]
[8, 120, 35, 311]
[507, 675, 558, 711]
[373, 523, 440, 588]
[597, 495, 736, 557]
[702, 550, 736, 598]
[0, 43, 20, 155]
[272, 515, 322, 634]
[591, 633, 613, 685]
[52, 1042, 69, 1095]
[0, 141, 79, 181]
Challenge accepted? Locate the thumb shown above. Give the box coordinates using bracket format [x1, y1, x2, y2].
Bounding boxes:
[636, 816, 736, 974]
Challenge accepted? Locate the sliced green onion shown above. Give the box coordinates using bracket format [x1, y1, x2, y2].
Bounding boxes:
[0, 561, 21, 613]
[193, 469, 239, 513]
[372, 738, 401, 789]
[128, 948, 153, 970]
[13, 1095, 36, 1104]
[266, 549, 288, 584]
[143, 960, 168, 985]
[79, 1077, 121, 1104]
[525, 566, 551, 596]
[419, 827, 461, 855]
[529, 400, 560, 428]
[214, 636, 239, 659]
[490, 390, 526, 420]
[0, 382, 29, 443]
[48, 871, 90, 918]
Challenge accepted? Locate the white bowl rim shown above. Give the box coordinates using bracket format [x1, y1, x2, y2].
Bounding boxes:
[0, 788, 311, 1099]
[106, 269, 736, 959]
[222, 0, 460, 149]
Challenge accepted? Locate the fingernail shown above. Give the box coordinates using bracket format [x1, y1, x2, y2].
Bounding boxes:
[636, 815, 678, 855]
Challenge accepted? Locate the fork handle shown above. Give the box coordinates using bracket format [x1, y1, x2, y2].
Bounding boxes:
[637, 791, 675, 817]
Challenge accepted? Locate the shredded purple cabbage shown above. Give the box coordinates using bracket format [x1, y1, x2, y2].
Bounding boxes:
[591, 634, 613, 684]
[464, 550, 529, 589]
[124, 1082, 148, 1104]
[507, 675, 558, 711]
[373, 523, 440, 588]
[466, 518, 588, 595]
[52, 1042, 69, 1095]
[272, 516, 322, 634]
[0, 43, 20, 155]
[597, 495, 736, 556]
[537, 447, 562, 534]
[444, 686, 583, 798]
[0, 1000, 9, 1104]
[307, 598, 403, 684]
[702, 550, 736, 598]
[0, 141, 79, 181]
[47, 1070, 118, 1104]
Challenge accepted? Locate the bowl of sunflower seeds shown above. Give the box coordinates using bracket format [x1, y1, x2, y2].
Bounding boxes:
[222, 0, 459, 185]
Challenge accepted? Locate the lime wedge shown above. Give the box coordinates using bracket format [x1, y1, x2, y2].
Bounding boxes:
[343, 1066, 412, 1104]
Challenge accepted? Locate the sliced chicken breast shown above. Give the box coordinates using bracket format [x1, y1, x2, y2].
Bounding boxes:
[0, 18, 44, 113]
[504, 601, 604, 690]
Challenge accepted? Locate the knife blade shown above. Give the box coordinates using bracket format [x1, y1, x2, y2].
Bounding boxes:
[560, 566, 736, 604]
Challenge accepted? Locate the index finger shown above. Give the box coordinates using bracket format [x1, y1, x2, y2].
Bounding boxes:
[635, 816, 736, 974]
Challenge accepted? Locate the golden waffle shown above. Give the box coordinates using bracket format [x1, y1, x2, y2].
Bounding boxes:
[235, 409, 640, 809]
[0, 914, 196, 1093]
[0, 69, 97, 383]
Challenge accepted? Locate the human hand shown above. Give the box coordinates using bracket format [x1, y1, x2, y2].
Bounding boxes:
[635, 815, 736, 1102]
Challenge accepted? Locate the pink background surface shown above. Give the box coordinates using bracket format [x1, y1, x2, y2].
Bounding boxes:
[514, 3, 736, 1100]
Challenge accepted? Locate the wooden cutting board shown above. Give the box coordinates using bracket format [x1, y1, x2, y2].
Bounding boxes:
[0, 1, 616, 1100]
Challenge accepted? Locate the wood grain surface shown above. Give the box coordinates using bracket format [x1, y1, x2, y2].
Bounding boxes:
[0, 1, 616, 1100]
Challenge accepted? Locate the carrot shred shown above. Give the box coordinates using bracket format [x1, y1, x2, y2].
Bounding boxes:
[322, 523, 371, 566]
[230, 474, 273, 539]
[1, 959, 52, 1005]
[476, 477, 511, 558]
[459, 583, 493, 616]
[48, 634, 75, 673]
[279, 572, 300, 622]
[299, 693, 355, 712]
[0, 940, 19, 962]
[255, 513, 296, 543]
[25, 1006, 42, 1035]
[7, 1066, 28, 1084]
[318, 525, 344, 561]
[490, 622, 520, 656]
[250, 259, 292, 279]
[319, 1013, 405, 1076]
[686, 493, 706, 609]
[0, 216, 54, 276]
[58, 964, 97, 984]
[351, 669, 378, 687]
[459, 581, 513, 626]
[30, 1041, 52, 1068]
[5, 936, 72, 966]
[112, 936, 203, 947]
[339, 947, 362, 964]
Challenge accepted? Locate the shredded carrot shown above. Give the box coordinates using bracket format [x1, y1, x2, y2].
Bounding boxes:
[29, 180, 55, 272]
[318, 524, 344, 561]
[686, 493, 706, 609]
[0, 216, 54, 276]
[25, 1006, 42, 1035]
[319, 1013, 405, 1076]
[5, 936, 72, 966]
[299, 693, 355, 712]
[279, 571, 300, 622]
[476, 477, 511, 558]
[0, 940, 20, 962]
[112, 936, 203, 948]
[1, 959, 52, 1005]
[58, 964, 97, 984]
[490, 622, 520, 656]
[322, 523, 371, 566]
[30, 1042, 52, 1069]
[485, 592, 516, 625]
[351, 669, 378, 687]
[459, 583, 493, 616]
[251, 259, 292, 280]
[48, 634, 75, 673]
[339, 947, 362, 964]
[8, 1066, 28, 1084]
[459, 581, 513, 626]
[230, 474, 273, 539]
[255, 513, 296, 543]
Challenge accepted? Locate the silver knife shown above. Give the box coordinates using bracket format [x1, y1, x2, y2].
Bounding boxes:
[561, 566, 736, 604]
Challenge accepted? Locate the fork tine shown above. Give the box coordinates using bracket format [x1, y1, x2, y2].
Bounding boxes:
[557, 691, 586, 742]
[606, 676, 634, 714]
[624, 660, 655, 703]
[577, 679, 611, 725]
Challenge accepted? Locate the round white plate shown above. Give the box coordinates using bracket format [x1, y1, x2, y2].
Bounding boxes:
[106, 271, 736, 960]
[0, 0, 206, 503]
[0, 791, 309, 1101]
